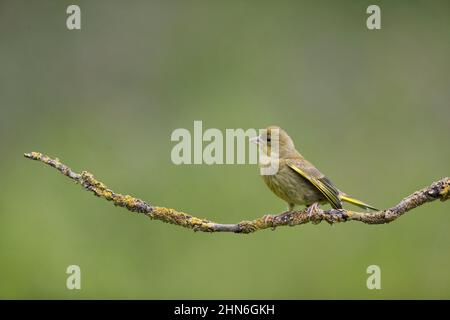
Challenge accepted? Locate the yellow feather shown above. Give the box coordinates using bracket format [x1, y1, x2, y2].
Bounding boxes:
[340, 195, 378, 211]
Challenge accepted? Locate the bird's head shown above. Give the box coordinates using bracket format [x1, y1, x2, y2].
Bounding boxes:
[250, 125, 297, 159]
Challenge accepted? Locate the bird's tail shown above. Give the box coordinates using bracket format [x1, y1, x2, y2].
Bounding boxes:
[340, 194, 378, 211]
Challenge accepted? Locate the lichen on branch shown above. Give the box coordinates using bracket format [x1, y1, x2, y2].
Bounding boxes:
[24, 152, 449, 234]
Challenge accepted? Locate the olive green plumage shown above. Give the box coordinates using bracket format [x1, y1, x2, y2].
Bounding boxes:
[253, 126, 378, 211]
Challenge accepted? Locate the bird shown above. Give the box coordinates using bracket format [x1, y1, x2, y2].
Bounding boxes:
[250, 125, 378, 213]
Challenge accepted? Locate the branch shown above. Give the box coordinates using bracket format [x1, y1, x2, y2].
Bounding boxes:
[24, 152, 449, 234]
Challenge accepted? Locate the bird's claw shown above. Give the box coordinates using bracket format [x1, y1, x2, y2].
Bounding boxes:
[306, 203, 320, 216]
[306, 203, 321, 224]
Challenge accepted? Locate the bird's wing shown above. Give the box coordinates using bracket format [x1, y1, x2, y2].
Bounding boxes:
[286, 159, 342, 209]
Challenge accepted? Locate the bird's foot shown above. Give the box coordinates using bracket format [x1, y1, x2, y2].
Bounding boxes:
[306, 203, 321, 223]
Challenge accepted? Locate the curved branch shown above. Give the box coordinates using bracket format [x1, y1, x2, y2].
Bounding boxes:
[24, 152, 449, 234]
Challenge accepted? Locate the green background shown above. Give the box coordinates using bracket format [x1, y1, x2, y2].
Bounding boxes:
[1, 0, 449, 299]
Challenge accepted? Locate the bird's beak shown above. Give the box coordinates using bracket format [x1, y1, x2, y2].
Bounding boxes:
[250, 136, 262, 145]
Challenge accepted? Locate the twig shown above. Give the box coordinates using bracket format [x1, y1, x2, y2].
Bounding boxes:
[24, 152, 449, 234]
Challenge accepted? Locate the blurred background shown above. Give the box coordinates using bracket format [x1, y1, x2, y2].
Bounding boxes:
[0, 0, 449, 299]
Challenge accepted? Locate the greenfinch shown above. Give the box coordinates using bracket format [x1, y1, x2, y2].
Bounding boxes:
[251, 126, 377, 212]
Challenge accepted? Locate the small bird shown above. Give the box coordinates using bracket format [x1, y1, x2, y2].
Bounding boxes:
[250, 126, 377, 213]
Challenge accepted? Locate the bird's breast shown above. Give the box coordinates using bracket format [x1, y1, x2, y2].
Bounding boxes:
[261, 161, 325, 206]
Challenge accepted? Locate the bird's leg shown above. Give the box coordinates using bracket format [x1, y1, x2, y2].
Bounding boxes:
[287, 203, 295, 212]
[306, 202, 320, 218]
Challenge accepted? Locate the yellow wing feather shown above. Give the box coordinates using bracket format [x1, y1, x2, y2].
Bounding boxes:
[340, 195, 378, 211]
[287, 161, 342, 209]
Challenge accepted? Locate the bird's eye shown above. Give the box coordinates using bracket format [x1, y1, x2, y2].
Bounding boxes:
[266, 137, 271, 144]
